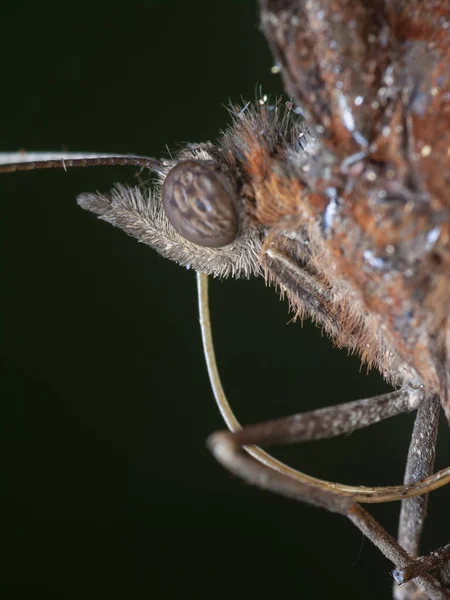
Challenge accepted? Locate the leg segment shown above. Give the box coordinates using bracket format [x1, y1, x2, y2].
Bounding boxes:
[394, 395, 441, 600]
[349, 505, 449, 600]
[394, 544, 450, 586]
[197, 271, 450, 503]
[198, 273, 450, 598]
[208, 426, 450, 600]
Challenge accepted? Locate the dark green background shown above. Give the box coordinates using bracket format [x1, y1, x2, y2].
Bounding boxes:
[1, 2, 449, 599]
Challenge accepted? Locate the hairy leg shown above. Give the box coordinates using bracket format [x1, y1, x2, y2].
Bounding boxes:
[394, 396, 441, 599]
[208, 423, 449, 599]
[198, 273, 450, 598]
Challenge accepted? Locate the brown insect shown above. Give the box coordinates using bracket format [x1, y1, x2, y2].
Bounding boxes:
[2, 1, 450, 598]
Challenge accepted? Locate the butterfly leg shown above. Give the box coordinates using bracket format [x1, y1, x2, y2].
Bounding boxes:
[394, 395, 447, 599]
[395, 544, 450, 589]
[207, 390, 449, 599]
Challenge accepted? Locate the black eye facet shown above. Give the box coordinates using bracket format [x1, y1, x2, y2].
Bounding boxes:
[162, 160, 239, 248]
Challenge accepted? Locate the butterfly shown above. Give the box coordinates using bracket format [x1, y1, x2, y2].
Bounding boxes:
[2, 2, 450, 599]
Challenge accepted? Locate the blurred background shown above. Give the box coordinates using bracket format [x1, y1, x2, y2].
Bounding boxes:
[1, 2, 449, 598]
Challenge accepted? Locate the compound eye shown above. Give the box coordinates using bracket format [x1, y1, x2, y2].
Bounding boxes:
[162, 160, 239, 248]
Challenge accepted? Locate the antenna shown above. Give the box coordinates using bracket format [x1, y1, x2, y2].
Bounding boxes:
[0, 152, 165, 175]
